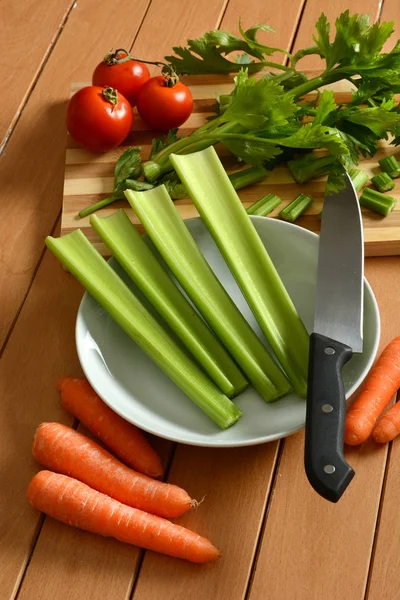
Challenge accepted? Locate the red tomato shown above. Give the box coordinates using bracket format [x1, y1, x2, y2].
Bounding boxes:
[92, 53, 150, 106]
[136, 76, 193, 131]
[66, 86, 133, 153]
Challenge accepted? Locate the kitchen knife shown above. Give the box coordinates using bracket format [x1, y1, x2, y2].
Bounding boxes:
[305, 168, 364, 503]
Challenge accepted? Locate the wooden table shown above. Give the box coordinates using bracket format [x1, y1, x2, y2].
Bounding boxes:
[2, 1, 400, 598]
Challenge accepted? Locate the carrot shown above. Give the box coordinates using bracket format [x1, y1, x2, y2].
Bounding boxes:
[344, 337, 400, 446]
[27, 471, 219, 563]
[57, 377, 162, 478]
[33, 422, 192, 518]
[372, 396, 400, 443]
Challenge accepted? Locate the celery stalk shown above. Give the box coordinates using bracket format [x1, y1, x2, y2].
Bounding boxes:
[371, 172, 395, 193]
[288, 153, 335, 184]
[279, 194, 313, 223]
[348, 168, 369, 192]
[378, 155, 400, 178]
[359, 188, 397, 216]
[229, 166, 269, 190]
[246, 194, 281, 216]
[171, 146, 309, 397]
[90, 210, 248, 397]
[125, 186, 291, 402]
[45, 230, 242, 429]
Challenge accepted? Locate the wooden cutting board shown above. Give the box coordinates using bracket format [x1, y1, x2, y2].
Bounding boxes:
[62, 74, 400, 257]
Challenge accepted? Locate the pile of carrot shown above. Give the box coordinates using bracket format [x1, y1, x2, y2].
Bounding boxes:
[344, 337, 400, 447]
[27, 377, 219, 564]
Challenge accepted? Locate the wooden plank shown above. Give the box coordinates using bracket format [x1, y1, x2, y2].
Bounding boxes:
[132, 444, 280, 600]
[0, 0, 153, 353]
[0, 233, 84, 599]
[365, 1, 400, 596]
[291, 0, 382, 69]
[247, 256, 400, 600]
[0, 0, 75, 149]
[366, 420, 400, 600]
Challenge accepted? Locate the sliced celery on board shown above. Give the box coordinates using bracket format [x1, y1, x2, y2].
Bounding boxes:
[171, 146, 310, 398]
[246, 194, 281, 216]
[90, 210, 248, 397]
[125, 187, 291, 403]
[45, 230, 242, 430]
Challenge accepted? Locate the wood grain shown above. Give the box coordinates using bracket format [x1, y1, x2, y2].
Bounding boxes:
[132, 443, 280, 600]
[247, 257, 400, 600]
[61, 78, 400, 257]
[247, 432, 387, 600]
[0, 0, 75, 149]
[367, 432, 400, 600]
[365, 3, 400, 596]
[0, 0, 152, 353]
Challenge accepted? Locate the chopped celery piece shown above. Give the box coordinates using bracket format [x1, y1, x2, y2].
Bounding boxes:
[359, 188, 397, 216]
[348, 168, 369, 192]
[90, 210, 248, 398]
[125, 186, 291, 402]
[378, 155, 400, 179]
[246, 194, 281, 216]
[229, 166, 269, 190]
[45, 230, 242, 430]
[171, 146, 309, 398]
[371, 172, 395, 193]
[279, 193, 313, 223]
[288, 153, 335, 184]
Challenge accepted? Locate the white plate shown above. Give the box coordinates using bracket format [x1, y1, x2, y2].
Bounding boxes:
[76, 216, 380, 447]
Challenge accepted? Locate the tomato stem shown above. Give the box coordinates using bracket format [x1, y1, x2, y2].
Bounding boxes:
[103, 49, 179, 87]
[101, 86, 118, 110]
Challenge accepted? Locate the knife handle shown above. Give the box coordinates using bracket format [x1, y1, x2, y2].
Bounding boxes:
[305, 332, 355, 503]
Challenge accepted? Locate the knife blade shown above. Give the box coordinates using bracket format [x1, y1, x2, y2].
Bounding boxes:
[305, 168, 364, 503]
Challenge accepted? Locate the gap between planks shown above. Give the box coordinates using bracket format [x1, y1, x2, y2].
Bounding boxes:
[243, 439, 286, 600]
[0, 0, 78, 157]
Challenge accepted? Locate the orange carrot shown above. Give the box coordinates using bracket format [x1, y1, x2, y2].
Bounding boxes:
[57, 377, 162, 477]
[33, 422, 192, 518]
[372, 397, 400, 443]
[345, 337, 400, 446]
[27, 471, 219, 563]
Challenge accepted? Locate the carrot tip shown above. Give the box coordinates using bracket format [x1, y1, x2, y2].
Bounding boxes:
[57, 377, 71, 392]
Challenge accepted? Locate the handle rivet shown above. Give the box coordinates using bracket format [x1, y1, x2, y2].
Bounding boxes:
[324, 465, 336, 474]
[324, 347, 335, 355]
[322, 404, 333, 413]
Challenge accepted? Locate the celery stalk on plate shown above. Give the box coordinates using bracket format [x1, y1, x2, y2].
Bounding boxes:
[125, 186, 291, 402]
[46, 230, 242, 430]
[90, 210, 248, 397]
[171, 146, 309, 397]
